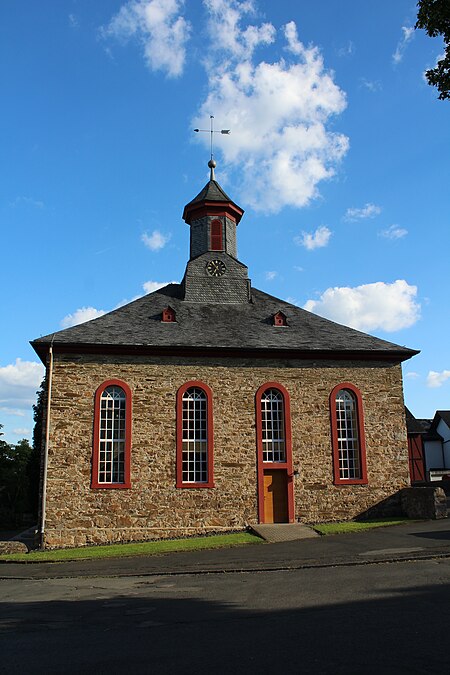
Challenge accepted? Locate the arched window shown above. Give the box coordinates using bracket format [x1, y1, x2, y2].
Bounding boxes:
[330, 383, 368, 485]
[261, 388, 286, 462]
[92, 380, 132, 489]
[210, 219, 223, 251]
[176, 381, 214, 488]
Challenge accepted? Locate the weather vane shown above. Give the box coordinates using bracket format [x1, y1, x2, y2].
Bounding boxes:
[194, 115, 230, 180]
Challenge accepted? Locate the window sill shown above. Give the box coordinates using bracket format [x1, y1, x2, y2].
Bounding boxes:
[176, 482, 215, 489]
[333, 479, 368, 486]
[90, 482, 131, 489]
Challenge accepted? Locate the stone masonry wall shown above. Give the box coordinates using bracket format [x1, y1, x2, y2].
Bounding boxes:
[43, 354, 410, 548]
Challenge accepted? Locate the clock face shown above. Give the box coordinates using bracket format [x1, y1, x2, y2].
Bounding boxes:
[206, 259, 226, 277]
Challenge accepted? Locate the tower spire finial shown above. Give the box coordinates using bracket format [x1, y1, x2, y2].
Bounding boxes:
[194, 115, 231, 181]
[208, 158, 217, 180]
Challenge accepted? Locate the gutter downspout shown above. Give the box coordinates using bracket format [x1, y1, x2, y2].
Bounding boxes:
[39, 336, 55, 549]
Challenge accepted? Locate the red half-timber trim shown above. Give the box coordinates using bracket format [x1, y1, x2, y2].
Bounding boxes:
[255, 382, 294, 523]
[176, 380, 214, 488]
[329, 382, 368, 485]
[91, 379, 132, 489]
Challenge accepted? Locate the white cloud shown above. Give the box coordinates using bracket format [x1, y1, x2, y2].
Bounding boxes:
[194, 5, 348, 212]
[61, 307, 106, 328]
[102, 0, 191, 77]
[141, 229, 170, 251]
[205, 0, 275, 60]
[337, 41, 354, 58]
[295, 225, 331, 251]
[142, 279, 177, 293]
[265, 271, 277, 281]
[405, 371, 420, 380]
[10, 196, 44, 209]
[304, 279, 420, 332]
[344, 203, 381, 221]
[393, 25, 414, 65]
[12, 428, 31, 437]
[379, 224, 408, 240]
[0, 359, 45, 413]
[427, 370, 450, 388]
[360, 78, 381, 92]
[0, 407, 26, 417]
[69, 13, 79, 28]
[293, 265, 304, 272]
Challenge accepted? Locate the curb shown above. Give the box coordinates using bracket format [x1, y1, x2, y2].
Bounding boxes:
[2, 547, 450, 581]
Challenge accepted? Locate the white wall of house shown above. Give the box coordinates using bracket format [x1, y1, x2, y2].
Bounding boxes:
[424, 440, 444, 471]
[436, 419, 450, 467]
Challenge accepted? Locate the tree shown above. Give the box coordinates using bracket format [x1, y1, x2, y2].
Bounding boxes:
[28, 377, 47, 519]
[416, 0, 450, 100]
[0, 425, 34, 525]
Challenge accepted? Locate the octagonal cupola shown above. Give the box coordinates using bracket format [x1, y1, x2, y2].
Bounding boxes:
[181, 160, 251, 304]
[182, 160, 244, 260]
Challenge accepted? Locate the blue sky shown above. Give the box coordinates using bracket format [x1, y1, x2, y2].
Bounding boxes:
[1, 0, 449, 444]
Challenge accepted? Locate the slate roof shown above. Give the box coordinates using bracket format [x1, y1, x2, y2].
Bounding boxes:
[186, 179, 233, 205]
[405, 407, 426, 434]
[31, 283, 419, 363]
[429, 411, 450, 435]
[436, 411, 450, 428]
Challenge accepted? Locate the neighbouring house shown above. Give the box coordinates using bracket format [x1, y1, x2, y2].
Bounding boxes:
[31, 162, 419, 548]
[407, 409, 450, 483]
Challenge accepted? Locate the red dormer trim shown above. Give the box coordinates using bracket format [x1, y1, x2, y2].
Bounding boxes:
[162, 306, 176, 323]
[273, 311, 288, 327]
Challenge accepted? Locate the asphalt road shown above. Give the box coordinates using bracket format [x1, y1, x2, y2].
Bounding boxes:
[2, 558, 450, 674]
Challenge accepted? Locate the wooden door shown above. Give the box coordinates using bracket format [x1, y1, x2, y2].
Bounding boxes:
[263, 470, 289, 523]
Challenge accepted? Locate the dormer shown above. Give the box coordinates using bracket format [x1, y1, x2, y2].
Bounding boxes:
[273, 311, 288, 327]
[161, 306, 176, 323]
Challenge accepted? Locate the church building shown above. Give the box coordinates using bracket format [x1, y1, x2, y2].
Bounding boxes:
[32, 160, 418, 548]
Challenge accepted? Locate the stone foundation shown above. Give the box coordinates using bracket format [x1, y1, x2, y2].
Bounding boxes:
[401, 486, 447, 520]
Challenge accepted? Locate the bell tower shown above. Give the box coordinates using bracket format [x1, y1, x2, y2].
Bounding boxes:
[182, 160, 251, 303]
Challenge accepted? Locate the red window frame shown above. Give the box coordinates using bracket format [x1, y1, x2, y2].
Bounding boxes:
[330, 382, 368, 485]
[176, 380, 214, 488]
[91, 379, 132, 489]
[210, 219, 223, 251]
[255, 382, 295, 523]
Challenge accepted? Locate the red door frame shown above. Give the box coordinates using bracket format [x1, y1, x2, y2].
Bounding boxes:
[255, 382, 295, 523]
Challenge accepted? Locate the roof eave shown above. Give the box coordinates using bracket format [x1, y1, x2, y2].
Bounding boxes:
[182, 200, 244, 224]
[30, 340, 419, 364]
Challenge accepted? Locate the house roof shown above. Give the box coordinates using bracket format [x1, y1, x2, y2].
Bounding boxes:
[405, 407, 427, 434]
[31, 283, 419, 363]
[429, 410, 450, 435]
[435, 411, 450, 427]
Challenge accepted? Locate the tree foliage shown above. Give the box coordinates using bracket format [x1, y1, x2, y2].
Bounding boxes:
[0, 424, 34, 526]
[416, 0, 450, 100]
[0, 378, 46, 527]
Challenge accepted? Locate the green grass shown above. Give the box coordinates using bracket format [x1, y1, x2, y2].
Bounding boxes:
[312, 517, 410, 536]
[0, 531, 262, 563]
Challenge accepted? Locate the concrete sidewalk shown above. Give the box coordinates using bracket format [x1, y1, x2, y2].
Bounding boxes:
[1, 518, 450, 580]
